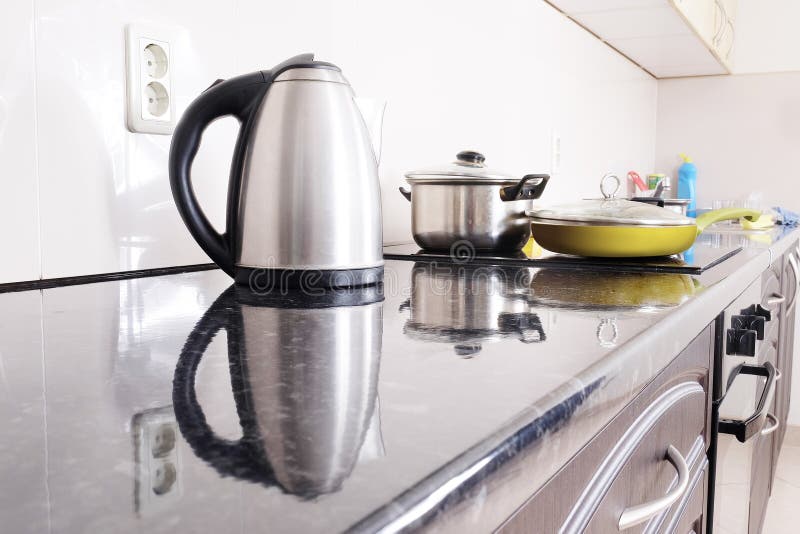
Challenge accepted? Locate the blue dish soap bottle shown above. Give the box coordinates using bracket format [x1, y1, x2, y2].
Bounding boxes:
[678, 153, 697, 213]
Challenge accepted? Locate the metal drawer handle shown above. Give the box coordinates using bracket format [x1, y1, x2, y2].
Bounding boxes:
[767, 293, 786, 305]
[617, 445, 689, 531]
[762, 413, 780, 436]
[789, 254, 799, 314]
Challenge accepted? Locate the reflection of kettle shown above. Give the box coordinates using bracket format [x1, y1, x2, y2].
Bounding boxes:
[400, 262, 546, 356]
[173, 285, 383, 498]
[168, 54, 383, 288]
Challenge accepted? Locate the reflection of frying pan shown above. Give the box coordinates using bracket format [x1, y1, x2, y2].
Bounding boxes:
[173, 285, 383, 498]
[529, 269, 702, 348]
[529, 269, 701, 311]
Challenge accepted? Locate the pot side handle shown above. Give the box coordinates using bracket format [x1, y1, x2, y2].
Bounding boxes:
[500, 174, 550, 202]
[399, 187, 412, 201]
[695, 208, 761, 235]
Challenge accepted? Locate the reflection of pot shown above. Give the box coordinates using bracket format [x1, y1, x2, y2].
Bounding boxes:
[529, 269, 701, 348]
[400, 262, 546, 356]
[173, 285, 383, 498]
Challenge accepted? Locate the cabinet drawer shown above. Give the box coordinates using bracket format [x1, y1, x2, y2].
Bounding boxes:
[498, 325, 712, 534]
[577, 383, 706, 533]
[663, 468, 707, 534]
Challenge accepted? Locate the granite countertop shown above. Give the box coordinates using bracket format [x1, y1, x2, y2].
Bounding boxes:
[1, 226, 797, 533]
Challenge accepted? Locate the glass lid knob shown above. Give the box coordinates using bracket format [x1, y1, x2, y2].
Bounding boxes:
[600, 173, 621, 199]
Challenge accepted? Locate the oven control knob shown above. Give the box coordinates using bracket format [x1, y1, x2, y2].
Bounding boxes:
[726, 328, 757, 356]
[739, 304, 771, 322]
[731, 315, 766, 340]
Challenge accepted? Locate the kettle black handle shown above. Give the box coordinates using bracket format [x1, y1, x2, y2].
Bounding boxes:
[168, 73, 271, 276]
[172, 286, 276, 485]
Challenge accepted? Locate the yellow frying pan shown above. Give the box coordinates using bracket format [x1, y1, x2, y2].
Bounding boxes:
[527, 176, 760, 257]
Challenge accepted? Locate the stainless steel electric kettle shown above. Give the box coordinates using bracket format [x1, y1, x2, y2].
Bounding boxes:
[169, 54, 383, 289]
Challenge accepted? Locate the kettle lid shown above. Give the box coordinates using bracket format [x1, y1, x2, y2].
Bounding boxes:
[266, 53, 341, 79]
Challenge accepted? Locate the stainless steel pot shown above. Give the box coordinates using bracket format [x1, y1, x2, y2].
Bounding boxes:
[400, 151, 549, 252]
[631, 196, 692, 216]
[400, 262, 546, 356]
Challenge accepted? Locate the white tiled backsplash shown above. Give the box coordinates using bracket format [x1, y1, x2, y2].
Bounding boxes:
[0, 0, 657, 283]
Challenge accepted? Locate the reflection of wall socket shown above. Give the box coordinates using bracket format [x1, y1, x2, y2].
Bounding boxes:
[125, 24, 176, 134]
[132, 406, 182, 516]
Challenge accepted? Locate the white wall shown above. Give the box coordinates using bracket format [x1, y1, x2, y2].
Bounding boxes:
[655, 72, 800, 210]
[0, 2, 40, 283]
[0, 0, 657, 283]
[732, 0, 800, 74]
[655, 71, 800, 425]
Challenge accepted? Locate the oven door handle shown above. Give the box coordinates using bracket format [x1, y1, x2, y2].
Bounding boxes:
[718, 362, 777, 443]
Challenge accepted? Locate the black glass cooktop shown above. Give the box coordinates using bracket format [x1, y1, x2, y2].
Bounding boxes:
[383, 243, 743, 274]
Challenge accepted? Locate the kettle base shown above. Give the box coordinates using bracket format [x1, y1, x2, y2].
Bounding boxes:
[235, 266, 384, 292]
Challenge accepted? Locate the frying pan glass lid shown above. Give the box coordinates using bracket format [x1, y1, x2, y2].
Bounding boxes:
[527, 174, 695, 227]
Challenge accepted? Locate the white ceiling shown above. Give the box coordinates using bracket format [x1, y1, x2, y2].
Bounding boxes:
[547, 0, 727, 77]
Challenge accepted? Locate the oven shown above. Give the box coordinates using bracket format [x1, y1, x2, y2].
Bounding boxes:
[710, 274, 780, 534]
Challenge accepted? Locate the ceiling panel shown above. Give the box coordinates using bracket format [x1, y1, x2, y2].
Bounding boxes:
[650, 62, 727, 77]
[572, 6, 690, 40]
[548, 0, 668, 14]
[609, 33, 722, 69]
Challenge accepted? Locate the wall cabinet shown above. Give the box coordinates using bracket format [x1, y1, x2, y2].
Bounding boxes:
[547, 0, 737, 78]
[673, 0, 737, 68]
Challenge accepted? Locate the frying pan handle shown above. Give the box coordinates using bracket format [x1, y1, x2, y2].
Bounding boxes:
[695, 208, 761, 235]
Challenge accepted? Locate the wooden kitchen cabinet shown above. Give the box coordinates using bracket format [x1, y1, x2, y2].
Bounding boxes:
[498, 325, 713, 533]
[671, 0, 717, 45]
[714, 0, 737, 65]
[749, 342, 777, 534]
[772, 243, 799, 482]
[744, 243, 799, 533]
[673, 0, 737, 66]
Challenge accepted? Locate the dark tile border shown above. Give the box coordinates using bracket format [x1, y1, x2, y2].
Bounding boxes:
[0, 264, 219, 294]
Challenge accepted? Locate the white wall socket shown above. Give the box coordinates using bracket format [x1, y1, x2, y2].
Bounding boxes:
[550, 130, 562, 176]
[125, 24, 176, 134]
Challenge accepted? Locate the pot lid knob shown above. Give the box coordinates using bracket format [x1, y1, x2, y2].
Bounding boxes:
[454, 343, 482, 357]
[456, 150, 486, 167]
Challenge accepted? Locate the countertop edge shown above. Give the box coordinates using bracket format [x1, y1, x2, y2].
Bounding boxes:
[354, 228, 799, 533]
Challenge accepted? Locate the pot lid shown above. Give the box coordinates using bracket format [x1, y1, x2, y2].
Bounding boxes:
[528, 174, 695, 226]
[405, 150, 519, 184]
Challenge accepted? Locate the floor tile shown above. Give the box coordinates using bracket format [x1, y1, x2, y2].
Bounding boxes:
[763, 436, 800, 532]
